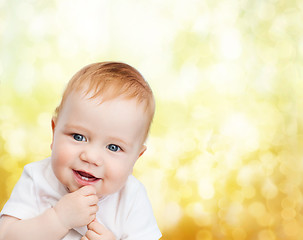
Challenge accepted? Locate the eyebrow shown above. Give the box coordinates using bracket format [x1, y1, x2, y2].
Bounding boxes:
[108, 137, 130, 147]
[63, 123, 89, 133]
[64, 123, 131, 147]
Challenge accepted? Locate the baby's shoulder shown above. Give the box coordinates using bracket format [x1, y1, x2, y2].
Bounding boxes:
[23, 157, 51, 177]
[124, 175, 145, 191]
[119, 175, 148, 202]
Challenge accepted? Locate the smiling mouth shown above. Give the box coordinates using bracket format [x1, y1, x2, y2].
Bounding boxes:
[73, 170, 100, 182]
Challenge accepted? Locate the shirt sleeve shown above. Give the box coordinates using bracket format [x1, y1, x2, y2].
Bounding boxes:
[122, 180, 162, 240]
[0, 164, 39, 219]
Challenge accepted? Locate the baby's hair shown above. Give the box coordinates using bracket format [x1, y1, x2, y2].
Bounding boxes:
[54, 62, 155, 139]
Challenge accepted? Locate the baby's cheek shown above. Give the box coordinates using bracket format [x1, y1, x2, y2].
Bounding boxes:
[54, 145, 73, 163]
[111, 165, 131, 184]
[52, 149, 73, 178]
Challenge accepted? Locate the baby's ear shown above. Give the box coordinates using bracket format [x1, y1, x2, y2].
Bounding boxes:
[138, 144, 147, 158]
[51, 117, 57, 131]
[50, 117, 57, 149]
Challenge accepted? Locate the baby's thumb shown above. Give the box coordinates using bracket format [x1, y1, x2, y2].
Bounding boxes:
[78, 185, 96, 195]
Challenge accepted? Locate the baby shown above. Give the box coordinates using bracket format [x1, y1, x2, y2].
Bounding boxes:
[0, 62, 162, 240]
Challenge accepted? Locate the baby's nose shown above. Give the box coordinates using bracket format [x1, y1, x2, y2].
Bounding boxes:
[80, 146, 103, 166]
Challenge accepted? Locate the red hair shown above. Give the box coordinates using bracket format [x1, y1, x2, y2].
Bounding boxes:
[54, 62, 155, 139]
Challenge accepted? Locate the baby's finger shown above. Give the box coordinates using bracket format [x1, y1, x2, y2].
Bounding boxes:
[88, 220, 108, 235]
[86, 214, 96, 225]
[86, 229, 101, 240]
[81, 236, 88, 240]
[86, 194, 99, 206]
[78, 185, 96, 196]
[88, 205, 99, 215]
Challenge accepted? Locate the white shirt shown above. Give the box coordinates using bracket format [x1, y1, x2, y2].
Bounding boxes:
[0, 158, 162, 240]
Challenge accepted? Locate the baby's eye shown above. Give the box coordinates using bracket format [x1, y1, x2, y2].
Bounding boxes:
[107, 144, 121, 152]
[73, 134, 87, 142]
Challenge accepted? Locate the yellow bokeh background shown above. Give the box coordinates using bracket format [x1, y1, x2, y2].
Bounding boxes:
[1, 0, 303, 239]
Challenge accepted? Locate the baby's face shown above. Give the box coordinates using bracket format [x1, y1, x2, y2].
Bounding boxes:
[50, 91, 148, 198]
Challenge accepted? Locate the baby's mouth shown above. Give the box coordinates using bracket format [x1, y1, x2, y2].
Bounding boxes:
[74, 170, 100, 182]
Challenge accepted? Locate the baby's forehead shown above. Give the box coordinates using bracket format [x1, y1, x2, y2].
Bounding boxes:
[63, 91, 148, 121]
[85, 91, 150, 125]
[76, 89, 142, 107]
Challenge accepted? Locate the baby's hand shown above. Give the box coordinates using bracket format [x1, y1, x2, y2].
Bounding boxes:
[81, 219, 116, 240]
[54, 185, 99, 230]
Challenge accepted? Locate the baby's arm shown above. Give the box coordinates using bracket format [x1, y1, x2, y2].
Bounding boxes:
[81, 220, 116, 240]
[0, 185, 98, 240]
[0, 208, 68, 240]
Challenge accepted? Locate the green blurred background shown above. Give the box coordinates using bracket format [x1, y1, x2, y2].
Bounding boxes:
[1, 0, 303, 239]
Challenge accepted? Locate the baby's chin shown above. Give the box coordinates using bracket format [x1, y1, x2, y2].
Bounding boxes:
[65, 184, 102, 197]
[64, 184, 80, 193]
[64, 185, 73, 193]
[65, 183, 121, 199]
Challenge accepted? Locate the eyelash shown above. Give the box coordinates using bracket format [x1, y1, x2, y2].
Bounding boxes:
[72, 133, 87, 142]
[71, 134, 122, 152]
[107, 144, 122, 152]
